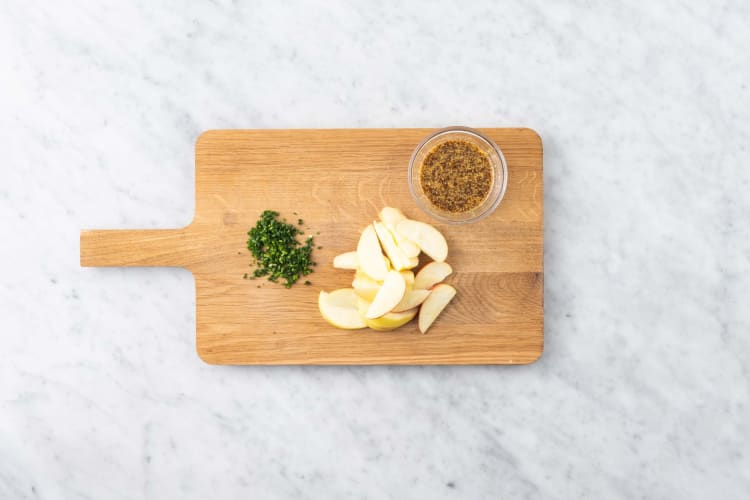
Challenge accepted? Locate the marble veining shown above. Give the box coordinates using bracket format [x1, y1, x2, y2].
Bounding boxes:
[1, 0, 749, 498]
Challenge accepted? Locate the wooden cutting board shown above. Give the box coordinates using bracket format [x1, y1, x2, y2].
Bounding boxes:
[80, 128, 543, 365]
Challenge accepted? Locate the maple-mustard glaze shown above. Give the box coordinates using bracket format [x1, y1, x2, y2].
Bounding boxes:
[419, 140, 493, 213]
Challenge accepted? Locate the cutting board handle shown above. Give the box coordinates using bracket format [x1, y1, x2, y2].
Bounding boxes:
[80, 228, 191, 268]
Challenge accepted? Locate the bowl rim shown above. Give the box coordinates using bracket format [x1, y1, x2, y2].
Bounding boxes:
[408, 126, 509, 224]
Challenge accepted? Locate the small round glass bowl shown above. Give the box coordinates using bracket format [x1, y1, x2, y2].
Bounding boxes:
[408, 126, 508, 224]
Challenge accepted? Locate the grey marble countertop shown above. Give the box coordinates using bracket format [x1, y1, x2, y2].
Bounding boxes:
[2, 1, 748, 498]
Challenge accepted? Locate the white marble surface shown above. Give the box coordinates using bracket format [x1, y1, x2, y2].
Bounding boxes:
[1, 0, 749, 498]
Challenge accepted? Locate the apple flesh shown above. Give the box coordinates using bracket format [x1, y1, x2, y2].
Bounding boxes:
[318, 289, 367, 329]
[395, 236, 421, 259]
[352, 271, 381, 302]
[333, 251, 358, 270]
[379, 207, 421, 258]
[392, 289, 430, 312]
[357, 298, 417, 331]
[365, 270, 406, 319]
[373, 221, 410, 271]
[414, 262, 453, 290]
[367, 308, 418, 331]
[399, 270, 415, 286]
[357, 224, 389, 281]
[396, 220, 448, 263]
[378, 207, 407, 228]
[321, 207, 457, 333]
[418, 284, 456, 333]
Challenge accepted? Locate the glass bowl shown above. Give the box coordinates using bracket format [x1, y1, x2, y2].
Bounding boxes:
[408, 126, 508, 224]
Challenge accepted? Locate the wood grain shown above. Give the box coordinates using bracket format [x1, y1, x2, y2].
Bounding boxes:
[80, 128, 543, 364]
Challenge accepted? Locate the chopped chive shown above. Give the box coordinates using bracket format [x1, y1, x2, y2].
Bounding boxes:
[246, 210, 317, 288]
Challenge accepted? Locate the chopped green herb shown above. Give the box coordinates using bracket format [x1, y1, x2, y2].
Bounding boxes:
[304, 280, 312, 286]
[298, 218, 304, 225]
[246, 210, 316, 288]
[243, 273, 248, 279]
[317, 246, 322, 250]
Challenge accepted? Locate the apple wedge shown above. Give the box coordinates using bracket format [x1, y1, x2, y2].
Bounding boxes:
[396, 220, 448, 262]
[395, 235, 421, 259]
[414, 262, 453, 290]
[356, 298, 417, 331]
[381, 253, 393, 271]
[379, 207, 407, 228]
[365, 270, 406, 319]
[354, 269, 381, 282]
[356, 297, 370, 320]
[333, 251, 358, 270]
[373, 221, 410, 271]
[400, 270, 415, 286]
[368, 309, 418, 331]
[352, 271, 381, 302]
[391, 289, 430, 313]
[379, 207, 421, 258]
[357, 224, 389, 281]
[318, 289, 367, 329]
[418, 284, 456, 333]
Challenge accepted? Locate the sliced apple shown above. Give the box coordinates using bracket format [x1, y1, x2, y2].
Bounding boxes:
[352, 272, 381, 302]
[418, 284, 456, 333]
[399, 270, 415, 286]
[405, 256, 419, 269]
[354, 269, 381, 282]
[382, 254, 392, 270]
[356, 296, 370, 317]
[379, 207, 407, 228]
[357, 224, 388, 281]
[369, 308, 418, 331]
[395, 235, 421, 259]
[373, 221, 410, 271]
[396, 220, 448, 262]
[318, 289, 367, 329]
[414, 262, 453, 290]
[357, 298, 417, 331]
[333, 251, 358, 270]
[379, 207, 421, 258]
[392, 289, 430, 312]
[365, 270, 406, 319]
